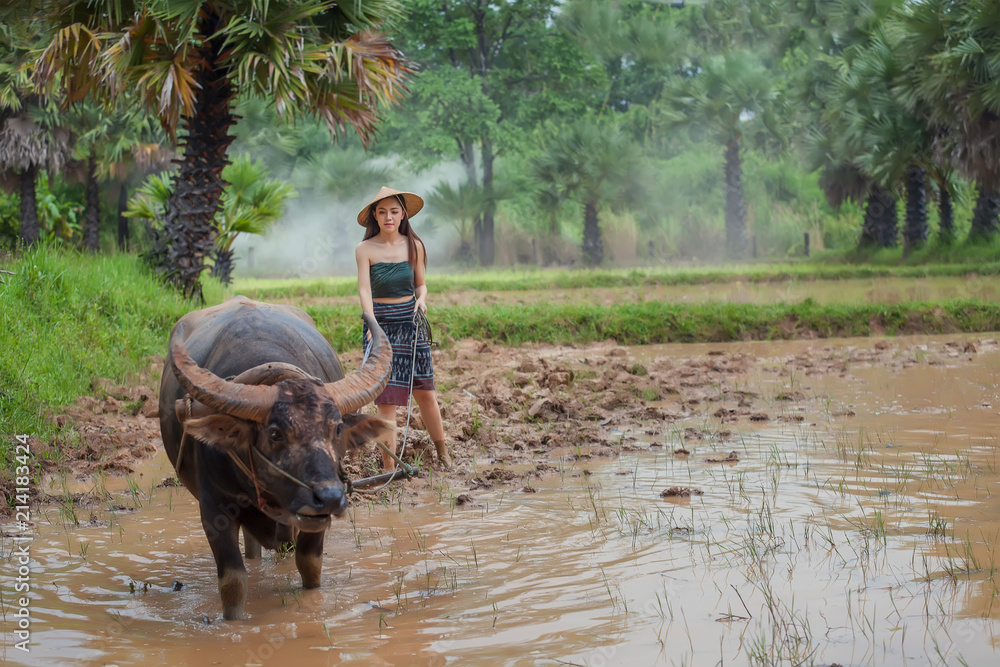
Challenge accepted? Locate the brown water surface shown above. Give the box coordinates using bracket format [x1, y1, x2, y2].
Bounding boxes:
[3, 335, 1000, 666]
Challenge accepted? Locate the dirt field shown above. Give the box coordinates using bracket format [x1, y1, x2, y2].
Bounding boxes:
[24, 333, 991, 509]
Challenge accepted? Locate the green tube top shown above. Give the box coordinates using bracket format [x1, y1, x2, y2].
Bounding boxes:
[370, 261, 415, 298]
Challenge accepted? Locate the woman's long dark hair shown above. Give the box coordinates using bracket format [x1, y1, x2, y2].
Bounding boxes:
[362, 194, 426, 272]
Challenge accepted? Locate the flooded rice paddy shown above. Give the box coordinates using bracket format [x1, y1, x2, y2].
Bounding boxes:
[3, 334, 1000, 666]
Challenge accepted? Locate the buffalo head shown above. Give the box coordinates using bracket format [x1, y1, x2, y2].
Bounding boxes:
[169, 313, 393, 532]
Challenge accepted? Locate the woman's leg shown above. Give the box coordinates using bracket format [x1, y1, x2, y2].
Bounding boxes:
[375, 402, 398, 469]
[412, 389, 451, 467]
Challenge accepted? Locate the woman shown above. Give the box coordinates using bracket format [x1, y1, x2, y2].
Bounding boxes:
[355, 186, 452, 469]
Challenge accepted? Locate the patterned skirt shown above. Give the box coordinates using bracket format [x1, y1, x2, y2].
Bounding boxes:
[363, 299, 435, 406]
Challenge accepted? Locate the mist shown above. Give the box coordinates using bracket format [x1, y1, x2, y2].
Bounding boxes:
[231, 158, 468, 280]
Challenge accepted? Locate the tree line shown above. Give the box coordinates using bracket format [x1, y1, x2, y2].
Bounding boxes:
[2, 1, 999, 295]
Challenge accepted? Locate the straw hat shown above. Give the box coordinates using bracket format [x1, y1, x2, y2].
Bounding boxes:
[357, 186, 424, 226]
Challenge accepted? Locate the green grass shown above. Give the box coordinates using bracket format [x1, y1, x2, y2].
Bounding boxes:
[304, 299, 1000, 350]
[0, 244, 221, 459]
[232, 257, 1000, 301]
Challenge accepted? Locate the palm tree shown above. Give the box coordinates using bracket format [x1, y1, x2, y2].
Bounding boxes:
[659, 51, 782, 259]
[290, 146, 396, 202]
[530, 118, 643, 266]
[0, 19, 71, 246]
[892, 0, 1000, 241]
[127, 155, 295, 284]
[827, 23, 939, 252]
[37, 0, 409, 298]
[787, 0, 922, 250]
[30, 101, 170, 251]
[233, 96, 333, 180]
[426, 181, 484, 264]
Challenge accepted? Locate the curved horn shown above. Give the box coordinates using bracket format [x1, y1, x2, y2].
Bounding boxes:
[175, 363, 321, 422]
[325, 313, 392, 414]
[170, 322, 278, 423]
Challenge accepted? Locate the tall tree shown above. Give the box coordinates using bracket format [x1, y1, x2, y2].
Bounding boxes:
[385, 0, 591, 266]
[530, 118, 644, 266]
[786, 0, 910, 250]
[31, 102, 169, 251]
[426, 181, 484, 264]
[37, 0, 409, 297]
[826, 21, 939, 251]
[127, 155, 295, 284]
[660, 51, 783, 258]
[893, 0, 1000, 241]
[0, 17, 70, 246]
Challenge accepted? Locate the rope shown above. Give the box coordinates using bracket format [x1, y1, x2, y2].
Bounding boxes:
[352, 308, 423, 495]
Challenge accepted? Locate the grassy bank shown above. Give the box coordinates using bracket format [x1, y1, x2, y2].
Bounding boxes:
[233, 260, 1000, 300]
[306, 299, 1000, 350]
[0, 245, 211, 457]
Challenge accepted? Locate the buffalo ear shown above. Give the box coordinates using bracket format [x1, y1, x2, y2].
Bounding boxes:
[339, 413, 395, 450]
[183, 415, 254, 451]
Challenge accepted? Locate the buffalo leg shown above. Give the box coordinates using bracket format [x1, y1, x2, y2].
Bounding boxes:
[295, 530, 325, 589]
[201, 503, 247, 620]
[243, 526, 261, 559]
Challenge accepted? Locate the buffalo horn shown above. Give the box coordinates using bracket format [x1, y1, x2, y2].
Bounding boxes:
[170, 322, 278, 423]
[325, 313, 392, 414]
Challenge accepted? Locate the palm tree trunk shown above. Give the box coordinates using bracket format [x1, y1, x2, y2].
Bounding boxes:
[970, 184, 1000, 240]
[210, 248, 235, 285]
[937, 183, 954, 244]
[459, 140, 477, 185]
[902, 165, 928, 254]
[480, 134, 496, 266]
[860, 185, 897, 248]
[117, 182, 129, 251]
[582, 199, 603, 266]
[163, 8, 235, 299]
[84, 150, 100, 252]
[724, 138, 748, 259]
[473, 214, 482, 261]
[460, 140, 482, 265]
[18, 165, 39, 246]
[458, 239, 472, 264]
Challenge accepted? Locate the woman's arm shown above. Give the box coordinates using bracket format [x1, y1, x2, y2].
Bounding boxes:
[356, 243, 375, 321]
[413, 240, 428, 313]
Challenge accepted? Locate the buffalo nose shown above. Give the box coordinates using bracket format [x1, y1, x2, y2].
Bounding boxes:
[314, 485, 347, 515]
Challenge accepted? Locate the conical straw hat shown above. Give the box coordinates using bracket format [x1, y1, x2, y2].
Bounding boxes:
[357, 186, 424, 226]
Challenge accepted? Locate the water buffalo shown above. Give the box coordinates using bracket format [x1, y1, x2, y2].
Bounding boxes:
[158, 296, 393, 620]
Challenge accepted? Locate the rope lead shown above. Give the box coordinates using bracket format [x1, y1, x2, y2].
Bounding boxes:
[351, 308, 424, 494]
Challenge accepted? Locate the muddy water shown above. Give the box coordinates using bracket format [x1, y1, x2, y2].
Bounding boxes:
[4, 336, 1000, 666]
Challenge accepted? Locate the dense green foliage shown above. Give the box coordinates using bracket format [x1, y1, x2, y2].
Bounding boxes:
[0, 245, 216, 451]
[5, 0, 1000, 273]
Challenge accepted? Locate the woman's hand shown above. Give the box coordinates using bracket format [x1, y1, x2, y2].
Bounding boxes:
[414, 296, 427, 314]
